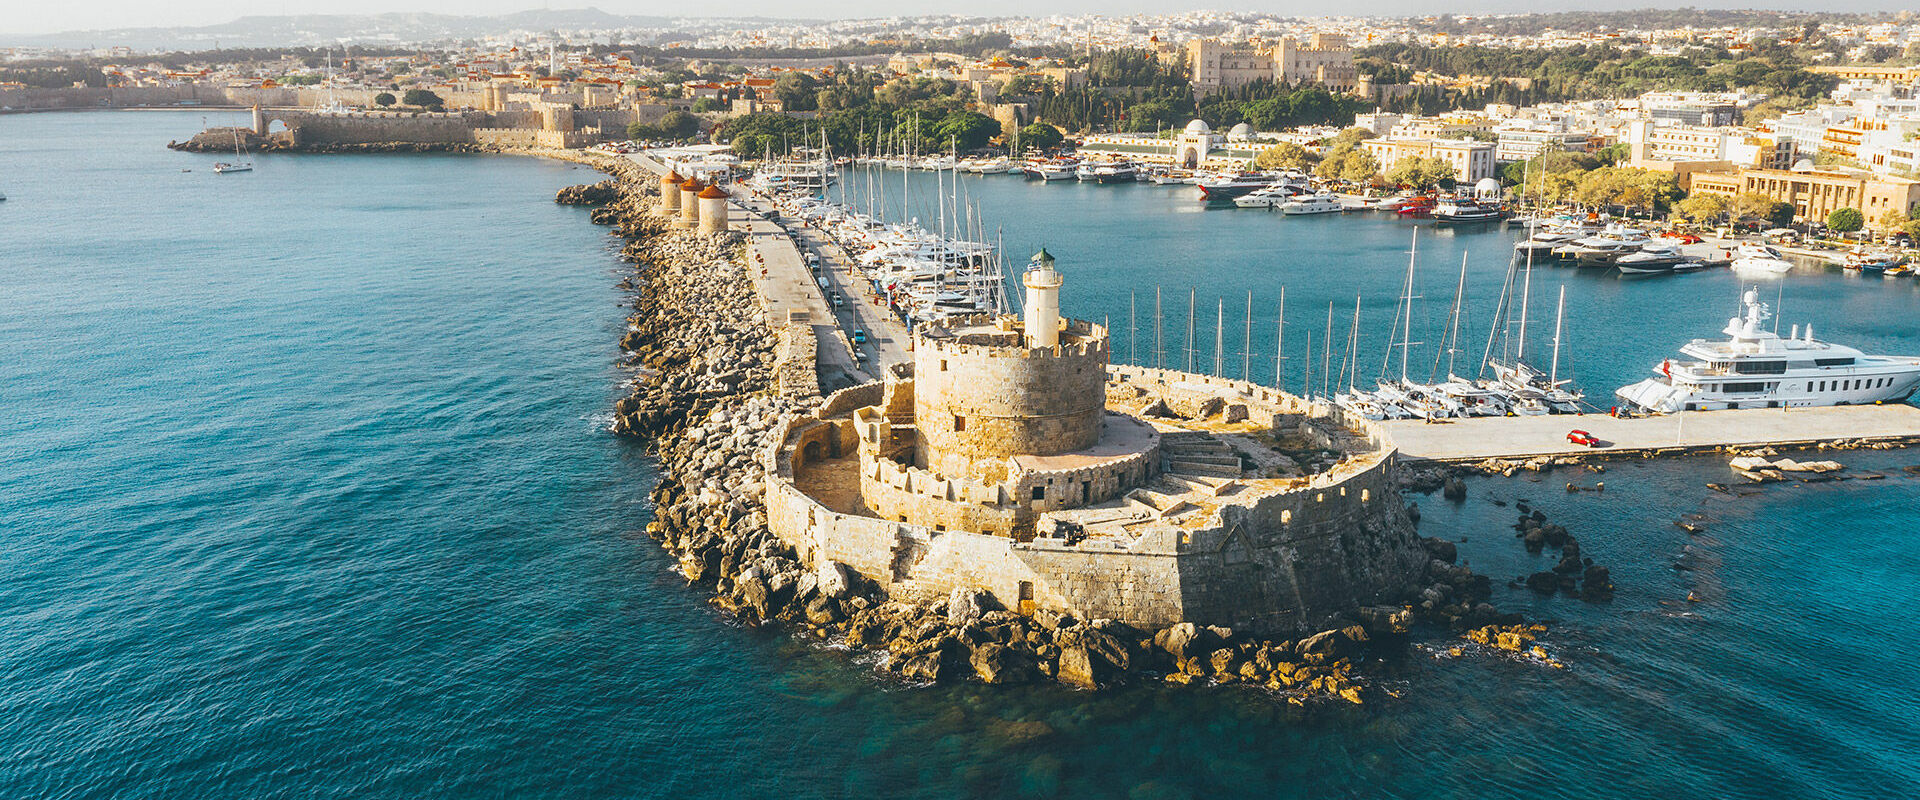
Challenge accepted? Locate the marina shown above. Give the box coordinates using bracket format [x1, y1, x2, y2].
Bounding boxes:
[690, 154, 1920, 464]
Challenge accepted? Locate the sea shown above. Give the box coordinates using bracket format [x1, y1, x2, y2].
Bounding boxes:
[3, 111, 1918, 800]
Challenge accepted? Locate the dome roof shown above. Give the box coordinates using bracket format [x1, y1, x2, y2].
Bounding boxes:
[663, 170, 683, 182]
[1475, 176, 1502, 196]
[1228, 122, 1253, 139]
[1183, 118, 1211, 135]
[697, 184, 730, 199]
[681, 178, 704, 191]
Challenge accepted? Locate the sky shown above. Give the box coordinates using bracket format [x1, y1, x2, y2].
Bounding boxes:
[4, 1, 1912, 36]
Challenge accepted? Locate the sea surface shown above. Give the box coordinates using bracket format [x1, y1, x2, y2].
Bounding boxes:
[3, 112, 1919, 799]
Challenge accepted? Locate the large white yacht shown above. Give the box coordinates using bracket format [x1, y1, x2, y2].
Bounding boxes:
[1616, 288, 1920, 412]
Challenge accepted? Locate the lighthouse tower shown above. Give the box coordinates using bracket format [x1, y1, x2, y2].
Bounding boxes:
[1022, 248, 1063, 348]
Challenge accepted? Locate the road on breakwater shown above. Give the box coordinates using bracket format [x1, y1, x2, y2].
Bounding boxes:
[1383, 402, 1920, 461]
[620, 151, 898, 391]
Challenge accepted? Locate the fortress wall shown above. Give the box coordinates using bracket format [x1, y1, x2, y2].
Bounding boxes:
[913, 329, 1109, 473]
[1108, 364, 1390, 451]
[1167, 453, 1425, 633]
[287, 112, 480, 145]
[859, 455, 1018, 534]
[767, 368, 1423, 635]
[1011, 436, 1160, 512]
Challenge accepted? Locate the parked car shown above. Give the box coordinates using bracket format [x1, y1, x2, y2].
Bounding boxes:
[1659, 231, 1702, 244]
[1566, 429, 1601, 447]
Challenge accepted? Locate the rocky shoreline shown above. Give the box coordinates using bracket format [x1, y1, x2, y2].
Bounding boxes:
[560, 162, 1561, 705]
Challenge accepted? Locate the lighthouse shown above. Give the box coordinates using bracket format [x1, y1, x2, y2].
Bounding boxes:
[1022, 248, 1063, 348]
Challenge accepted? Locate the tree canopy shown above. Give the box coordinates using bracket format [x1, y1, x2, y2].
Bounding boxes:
[1826, 207, 1864, 233]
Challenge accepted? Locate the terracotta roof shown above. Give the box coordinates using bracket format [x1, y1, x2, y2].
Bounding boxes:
[697, 185, 729, 199]
[663, 170, 684, 182]
[681, 178, 705, 191]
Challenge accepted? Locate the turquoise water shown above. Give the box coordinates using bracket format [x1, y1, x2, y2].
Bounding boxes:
[4, 113, 1920, 799]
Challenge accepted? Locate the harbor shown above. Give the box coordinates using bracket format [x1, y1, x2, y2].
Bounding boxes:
[650, 151, 1920, 468]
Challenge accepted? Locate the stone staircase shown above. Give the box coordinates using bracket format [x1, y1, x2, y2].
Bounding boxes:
[1160, 431, 1244, 479]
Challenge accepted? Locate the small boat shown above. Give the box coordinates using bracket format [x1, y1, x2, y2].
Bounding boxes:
[1843, 247, 1901, 272]
[1279, 192, 1344, 215]
[1394, 196, 1437, 218]
[1197, 172, 1284, 202]
[213, 128, 253, 174]
[1076, 160, 1138, 183]
[1731, 241, 1794, 274]
[1429, 197, 1506, 223]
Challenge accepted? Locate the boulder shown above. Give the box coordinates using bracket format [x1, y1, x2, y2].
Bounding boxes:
[816, 560, 855, 599]
[1524, 571, 1560, 595]
[969, 642, 1030, 685]
[1421, 537, 1458, 564]
[1056, 644, 1099, 689]
[947, 587, 994, 627]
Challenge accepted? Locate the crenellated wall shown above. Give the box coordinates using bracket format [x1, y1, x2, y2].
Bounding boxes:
[765, 370, 1430, 635]
[912, 315, 1110, 477]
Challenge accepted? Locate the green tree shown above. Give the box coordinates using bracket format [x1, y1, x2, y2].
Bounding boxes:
[773, 72, 819, 111]
[1674, 193, 1729, 224]
[1254, 142, 1315, 171]
[934, 111, 1001, 151]
[401, 89, 444, 110]
[692, 97, 725, 113]
[1016, 122, 1064, 153]
[1733, 192, 1795, 226]
[373, 92, 396, 107]
[656, 110, 700, 140]
[1386, 155, 1455, 189]
[1827, 207, 1864, 233]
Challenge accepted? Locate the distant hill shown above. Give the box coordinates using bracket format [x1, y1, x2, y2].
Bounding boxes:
[2, 8, 817, 50]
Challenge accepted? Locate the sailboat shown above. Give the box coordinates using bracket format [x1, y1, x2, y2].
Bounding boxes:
[213, 128, 253, 174]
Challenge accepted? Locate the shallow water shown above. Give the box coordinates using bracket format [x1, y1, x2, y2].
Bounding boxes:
[4, 113, 1919, 799]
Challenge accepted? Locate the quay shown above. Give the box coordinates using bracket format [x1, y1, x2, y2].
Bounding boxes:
[621, 150, 912, 390]
[1381, 403, 1920, 462]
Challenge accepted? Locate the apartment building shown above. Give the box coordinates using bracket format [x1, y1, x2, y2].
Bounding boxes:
[1362, 138, 1497, 183]
[1688, 165, 1920, 225]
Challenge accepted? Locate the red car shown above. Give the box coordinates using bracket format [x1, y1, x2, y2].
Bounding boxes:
[1566, 429, 1601, 447]
[1659, 231, 1703, 244]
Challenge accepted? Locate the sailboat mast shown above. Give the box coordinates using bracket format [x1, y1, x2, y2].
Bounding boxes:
[1274, 287, 1286, 391]
[1444, 251, 1468, 380]
[1550, 284, 1566, 385]
[1323, 302, 1333, 400]
[1185, 288, 1196, 374]
[1399, 230, 1417, 385]
[1242, 291, 1253, 381]
[1214, 298, 1225, 377]
[1516, 248, 1533, 363]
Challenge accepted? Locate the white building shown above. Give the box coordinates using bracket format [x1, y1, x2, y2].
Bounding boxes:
[1362, 138, 1497, 183]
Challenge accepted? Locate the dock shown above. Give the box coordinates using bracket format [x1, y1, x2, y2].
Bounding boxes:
[1381, 403, 1920, 462]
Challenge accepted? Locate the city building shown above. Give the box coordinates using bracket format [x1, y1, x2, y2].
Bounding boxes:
[1687, 165, 1920, 225]
[1185, 34, 1355, 96]
[1362, 138, 1498, 183]
[1078, 119, 1269, 169]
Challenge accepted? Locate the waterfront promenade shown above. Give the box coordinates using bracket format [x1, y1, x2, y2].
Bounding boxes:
[1383, 403, 1920, 462]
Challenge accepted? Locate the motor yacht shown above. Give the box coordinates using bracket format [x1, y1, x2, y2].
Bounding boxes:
[1617, 287, 1920, 412]
[1615, 242, 1693, 273]
[1233, 184, 1303, 209]
[1279, 192, 1345, 215]
[1731, 242, 1794, 274]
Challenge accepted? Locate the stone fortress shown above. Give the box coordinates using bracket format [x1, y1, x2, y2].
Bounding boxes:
[766, 253, 1430, 635]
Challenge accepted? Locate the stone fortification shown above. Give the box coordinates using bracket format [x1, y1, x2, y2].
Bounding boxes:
[911, 314, 1110, 478]
[768, 350, 1431, 635]
[555, 155, 1514, 702]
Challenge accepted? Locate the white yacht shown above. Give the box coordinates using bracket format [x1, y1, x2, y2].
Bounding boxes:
[1732, 242, 1794, 274]
[1616, 288, 1920, 412]
[1233, 184, 1301, 209]
[1279, 192, 1344, 215]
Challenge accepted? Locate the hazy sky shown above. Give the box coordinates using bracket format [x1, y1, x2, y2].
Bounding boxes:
[6, 1, 1910, 36]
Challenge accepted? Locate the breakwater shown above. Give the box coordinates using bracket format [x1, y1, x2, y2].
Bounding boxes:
[557, 159, 1578, 704]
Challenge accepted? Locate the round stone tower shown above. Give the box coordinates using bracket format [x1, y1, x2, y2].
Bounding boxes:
[657, 169, 683, 215]
[911, 251, 1107, 477]
[696, 184, 730, 234]
[679, 178, 704, 226]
